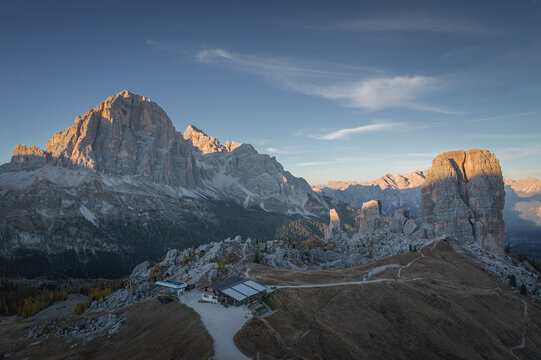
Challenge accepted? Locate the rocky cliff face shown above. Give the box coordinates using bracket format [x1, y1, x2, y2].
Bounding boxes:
[420, 149, 505, 253]
[325, 209, 341, 239]
[357, 200, 385, 234]
[43, 90, 200, 187]
[10, 145, 48, 170]
[183, 125, 242, 154]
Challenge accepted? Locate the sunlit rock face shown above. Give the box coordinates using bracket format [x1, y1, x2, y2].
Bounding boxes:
[358, 200, 385, 234]
[420, 149, 505, 254]
[325, 208, 341, 239]
[183, 125, 242, 154]
[44, 90, 200, 186]
[10, 145, 47, 170]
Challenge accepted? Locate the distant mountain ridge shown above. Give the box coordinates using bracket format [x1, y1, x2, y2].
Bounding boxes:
[313, 170, 426, 216]
[313, 170, 426, 191]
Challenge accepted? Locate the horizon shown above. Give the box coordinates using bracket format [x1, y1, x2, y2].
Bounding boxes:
[1, 0, 540, 184]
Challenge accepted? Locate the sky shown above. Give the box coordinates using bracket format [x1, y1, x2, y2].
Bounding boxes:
[1, 0, 540, 184]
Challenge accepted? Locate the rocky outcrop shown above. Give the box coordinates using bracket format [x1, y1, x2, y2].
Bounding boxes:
[420, 149, 505, 254]
[389, 209, 409, 233]
[9, 144, 47, 169]
[325, 209, 341, 239]
[358, 200, 385, 234]
[183, 125, 241, 154]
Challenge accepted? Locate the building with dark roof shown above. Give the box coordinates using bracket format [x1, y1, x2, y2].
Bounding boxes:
[203, 276, 267, 306]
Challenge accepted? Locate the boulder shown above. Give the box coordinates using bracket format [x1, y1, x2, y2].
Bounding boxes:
[389, 209, 409, 233]
[402, 219, 418, 236]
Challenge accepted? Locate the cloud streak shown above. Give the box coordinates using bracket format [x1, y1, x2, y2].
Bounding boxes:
[195, 48, 451, 113]
[311, 121, 400, 140]
[196, 48, 345, 78]
[296, 161, 330, 167]
[320, 15, 499, 36]
[266, 147, 307, 155]
[497, 146, 541, 161]
[466, 111, 536, 122]
[289, 75, 454, 113]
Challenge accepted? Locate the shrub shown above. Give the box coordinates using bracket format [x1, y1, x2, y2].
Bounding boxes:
[74, 302, 88, 315]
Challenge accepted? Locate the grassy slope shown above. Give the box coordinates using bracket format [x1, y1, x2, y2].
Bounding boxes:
[0, 299, 213, 360]
[236, 240, 541, 359]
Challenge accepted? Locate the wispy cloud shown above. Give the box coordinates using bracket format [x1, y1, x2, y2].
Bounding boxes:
[289, 75, 454, 113]
[443, 46, 480, 59]
[466, 111, 536, 122]
[311, 121, 401, 140]
[463, 133, 541, 139]
[296, 161, 330, 167]
[195, 48, 451, 113]
[196, 48, 346, 78]
[254, 138, 272, 146]
[497, 146, 541, 161]
[146, 39, 187, 52]
[399, 152, 439, 158]
[319, 15, 499, 36]
[267, 147, 308, 155]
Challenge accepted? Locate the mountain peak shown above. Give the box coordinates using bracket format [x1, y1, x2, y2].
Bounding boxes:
[183, 125, 242, 154]
[40, 90, 189, 184]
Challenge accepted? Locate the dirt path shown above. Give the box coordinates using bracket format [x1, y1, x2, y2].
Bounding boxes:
[273, 249, 428, 290]
[397, 249, 425, 279]
[181, 290, 251, 360]
[510, 297, 530, 359]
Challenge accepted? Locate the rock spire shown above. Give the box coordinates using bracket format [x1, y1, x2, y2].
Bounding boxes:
[420, 149, 505, 253]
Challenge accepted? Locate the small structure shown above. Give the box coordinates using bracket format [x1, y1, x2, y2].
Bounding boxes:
[156, 280, 188, 297]
[203, 276, 267, 306]
[201, 293, 219, 304]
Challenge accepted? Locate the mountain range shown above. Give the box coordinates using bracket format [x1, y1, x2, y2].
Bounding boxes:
[0, 91, 341, 278]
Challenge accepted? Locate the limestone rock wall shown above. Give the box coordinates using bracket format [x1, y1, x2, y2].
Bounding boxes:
[358, 200, 385, 234]
[10, 145, 47, 169]
[420, 149, 505, 253]
[183, 125, 241, 154]
[325, 209, 341, 239]
[44, 90, 200, 187]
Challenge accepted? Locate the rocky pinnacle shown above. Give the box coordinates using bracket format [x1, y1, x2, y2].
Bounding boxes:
[420, 149, 505, 254]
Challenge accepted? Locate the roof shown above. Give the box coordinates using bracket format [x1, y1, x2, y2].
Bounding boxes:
[209, 276, 245, 292]
[210, 276, 267, 302]
[156, 281, 187, 289]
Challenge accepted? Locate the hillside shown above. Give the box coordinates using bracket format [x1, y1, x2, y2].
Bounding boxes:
[237, 240, 541, 359]
[0, 299, 214, 359]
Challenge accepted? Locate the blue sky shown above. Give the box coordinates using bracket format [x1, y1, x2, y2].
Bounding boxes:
[1, 0, 540, 184]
